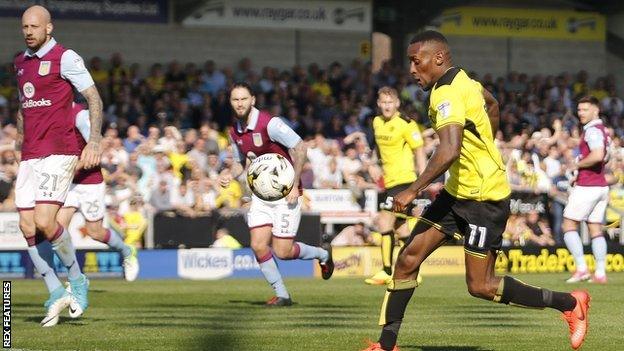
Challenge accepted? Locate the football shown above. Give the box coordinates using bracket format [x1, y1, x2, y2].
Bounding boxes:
[246, 153, 295, 201]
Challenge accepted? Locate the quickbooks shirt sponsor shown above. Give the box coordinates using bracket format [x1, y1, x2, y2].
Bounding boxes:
[22, 98, 52, 109]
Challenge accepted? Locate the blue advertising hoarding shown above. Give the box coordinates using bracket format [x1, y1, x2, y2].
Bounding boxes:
[0, 248, 316, 280]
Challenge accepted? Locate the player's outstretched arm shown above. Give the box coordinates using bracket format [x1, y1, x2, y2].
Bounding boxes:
[482, 87, 500, 135]
[79, 85, 103, 169]
[392, 124, 462, 213]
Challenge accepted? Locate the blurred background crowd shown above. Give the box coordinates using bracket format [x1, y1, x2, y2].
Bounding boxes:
[0, 54, 622, 248]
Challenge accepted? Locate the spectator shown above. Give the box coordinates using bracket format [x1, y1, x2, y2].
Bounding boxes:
[124, 125, 144, 153]
[314, 157, 342, 189]
[150, 180, 174, 213]
[331, 222, 374, 246]
[201, 60, 226, 95]
[211, 228, 242, 249]
[168, 141, 190, 180]
[187, 139, 208, 172]
[525, 210, 556, 246]
[172, 183, 197, 217]
[215, 169, 242, 209]
[122, 197, 148, 248]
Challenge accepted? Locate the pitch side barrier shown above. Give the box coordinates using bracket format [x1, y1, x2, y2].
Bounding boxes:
[0, 248, 315, 280]
[1, 244, 623, 280]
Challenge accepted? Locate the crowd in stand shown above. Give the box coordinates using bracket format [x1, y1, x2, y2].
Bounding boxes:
[0, 54, 623, 247]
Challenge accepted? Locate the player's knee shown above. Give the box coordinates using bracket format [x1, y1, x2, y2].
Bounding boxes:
[466, 281, 494, 300]
[34, 215, 56, 236]
[250, 241, 270, 257]
[84, 222, 104, 239]
[19, 219, 35, 237]
[395, 251, 420, 274]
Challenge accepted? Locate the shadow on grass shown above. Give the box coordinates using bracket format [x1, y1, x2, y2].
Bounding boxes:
[13, 302, 42, 308]
[22, 315, 94, 325]
[179, 305, 242, 351]
[227, 299, 298, 307]
[402, 346, 494, 351]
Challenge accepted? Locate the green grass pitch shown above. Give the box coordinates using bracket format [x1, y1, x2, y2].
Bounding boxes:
[10, 273, 624, 350]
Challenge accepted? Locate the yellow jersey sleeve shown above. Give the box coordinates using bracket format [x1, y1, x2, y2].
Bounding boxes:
[402, 121, 424, 150]
[430, 85, 465, 130]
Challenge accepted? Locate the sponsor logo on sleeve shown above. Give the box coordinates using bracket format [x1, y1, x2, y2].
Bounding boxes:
[436, 101, 451, 120]
[412, 131, 422, 142]
[73, 57, 86, 71]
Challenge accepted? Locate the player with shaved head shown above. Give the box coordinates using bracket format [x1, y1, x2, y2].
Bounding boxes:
[15, 5, 102, 326]
[362, 31, 590, 351]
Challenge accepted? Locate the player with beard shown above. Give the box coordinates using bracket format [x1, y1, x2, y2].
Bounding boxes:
[222, 83, 334, 306]
[14, 5, 102, 327]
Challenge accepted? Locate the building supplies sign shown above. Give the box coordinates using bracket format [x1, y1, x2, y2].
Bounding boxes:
[184, 0, 372, 32]
[0, 0, 168, 23]
[435, 7, 605, 41]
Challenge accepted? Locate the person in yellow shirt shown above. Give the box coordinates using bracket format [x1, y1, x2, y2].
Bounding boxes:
[122, 198, 147, 248]
[311, 71, 332, 97]
[365, 86, 426, 285]
[363, 30, 588, 351]
[168, 141, 190, 179]
[89, 56, 109, 87]
[211, 228, 242, 249]
[215, 169, 242, 208]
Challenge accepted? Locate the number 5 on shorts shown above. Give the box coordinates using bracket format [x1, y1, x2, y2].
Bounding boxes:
[279, 213, 290, 234]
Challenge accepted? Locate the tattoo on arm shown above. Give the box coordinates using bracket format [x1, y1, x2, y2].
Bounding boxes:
[80, 85, 103, 144]
[290, 141, 307, 187]
[15, 110, 23, 151]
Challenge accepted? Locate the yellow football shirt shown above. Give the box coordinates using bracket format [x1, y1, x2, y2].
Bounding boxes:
[428, 68, 510, 201]
[373, 113, 424, 188]
[168, 152, 189, 179]
[123, 211, 147, 246]
[216, 180, 242, 208]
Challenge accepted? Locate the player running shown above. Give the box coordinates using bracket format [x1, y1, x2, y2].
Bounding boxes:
[222, 83, 334, 306]
[56, 104, 139, 284]
[14, 5, 102, 327]
[563, 96, 611, 284]
[362, 31, 589, 351]
[366, 86, 426, 285]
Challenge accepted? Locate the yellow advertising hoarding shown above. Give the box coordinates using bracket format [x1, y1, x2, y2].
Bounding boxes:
[315, 246, 465, 278]
[436, 7, 605, 41]
[496, 248, 624, 274]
